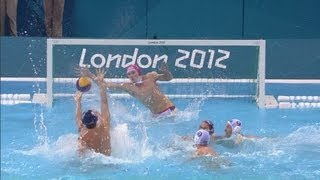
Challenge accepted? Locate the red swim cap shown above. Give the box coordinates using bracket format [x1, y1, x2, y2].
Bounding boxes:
[126, 64, 142, 75]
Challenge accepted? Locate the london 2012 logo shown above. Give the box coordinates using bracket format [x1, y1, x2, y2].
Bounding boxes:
[79, 47, 230, 69]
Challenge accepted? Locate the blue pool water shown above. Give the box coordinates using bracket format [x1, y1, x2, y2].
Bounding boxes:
[1, 94, 320, 179]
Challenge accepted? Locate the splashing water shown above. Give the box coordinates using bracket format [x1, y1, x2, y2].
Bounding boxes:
[111, 123, 152, 160]
[27, 42, 49, 148]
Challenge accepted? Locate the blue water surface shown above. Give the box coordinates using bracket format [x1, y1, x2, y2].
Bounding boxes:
[1, 96, 320, 179]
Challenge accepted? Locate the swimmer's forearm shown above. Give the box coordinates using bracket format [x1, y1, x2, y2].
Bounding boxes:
[159, 62, 173, 81]
[158, 69, 173, 81]
[163, 69, 173, 80]
[75, 98, 82, 129]
[99, 86, 110, 122]
[100, 88, 108, 103]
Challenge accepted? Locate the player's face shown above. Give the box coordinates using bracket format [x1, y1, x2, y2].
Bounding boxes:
[127, 70, 140, 83]
[225, 124, 232, 137]
[199, 122, 210, 131]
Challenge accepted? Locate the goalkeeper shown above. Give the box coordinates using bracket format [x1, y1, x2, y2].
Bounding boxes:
[78, 62, 176, 117]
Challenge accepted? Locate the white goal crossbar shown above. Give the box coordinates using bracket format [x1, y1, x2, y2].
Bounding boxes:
[46, 39, 266, 108]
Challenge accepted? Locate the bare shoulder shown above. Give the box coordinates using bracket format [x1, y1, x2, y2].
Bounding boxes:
[145, 71, 159, 80]
[118, 82, 136, 92]
[146, 71, 158, 77]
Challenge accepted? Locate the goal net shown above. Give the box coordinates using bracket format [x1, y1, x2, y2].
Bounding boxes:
[44, 39, 266, 108]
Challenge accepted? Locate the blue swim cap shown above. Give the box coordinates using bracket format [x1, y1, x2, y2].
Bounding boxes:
[82, 110, 98, 129]
[194, 129, 210, 145]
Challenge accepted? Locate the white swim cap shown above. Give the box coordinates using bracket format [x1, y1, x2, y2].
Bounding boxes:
[227, 119, 242, 135]
[194, 129, 210, 145]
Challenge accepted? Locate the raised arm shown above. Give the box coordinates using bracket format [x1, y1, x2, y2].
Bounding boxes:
[74, 91, 83, 131]
[77, 67, 133, 91]
[156, 61, 173, 81]
[94, 69, 110, 124]
[77, 67, 104, 85]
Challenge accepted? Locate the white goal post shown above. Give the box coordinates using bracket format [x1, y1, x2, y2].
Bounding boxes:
[46, 39, 266, 108]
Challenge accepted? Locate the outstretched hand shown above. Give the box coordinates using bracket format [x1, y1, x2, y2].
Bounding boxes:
[74, 66, 93, 78]
[159, 61, 169, 72]
[158, 61, 173, 80]
[94, 68, 107, 89]
[95, 68, 106, 82]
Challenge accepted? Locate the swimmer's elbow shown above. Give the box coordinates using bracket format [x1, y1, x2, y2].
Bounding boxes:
[166, 76, 173, 81]
[159, 75, 172, 81]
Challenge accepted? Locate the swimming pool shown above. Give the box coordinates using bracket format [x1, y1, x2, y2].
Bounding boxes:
[1, 84, 320, 179]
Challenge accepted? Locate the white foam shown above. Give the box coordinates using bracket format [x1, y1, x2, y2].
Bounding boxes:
[110, 123, 136, 158]
[285, 125, 320, 145]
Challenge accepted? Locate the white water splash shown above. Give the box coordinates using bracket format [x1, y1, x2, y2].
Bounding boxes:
[111, 123, 152, 160]
[284, 125, 320, 145]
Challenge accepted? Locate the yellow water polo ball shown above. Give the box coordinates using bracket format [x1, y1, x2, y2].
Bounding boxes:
[76, 76, 92, 92]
